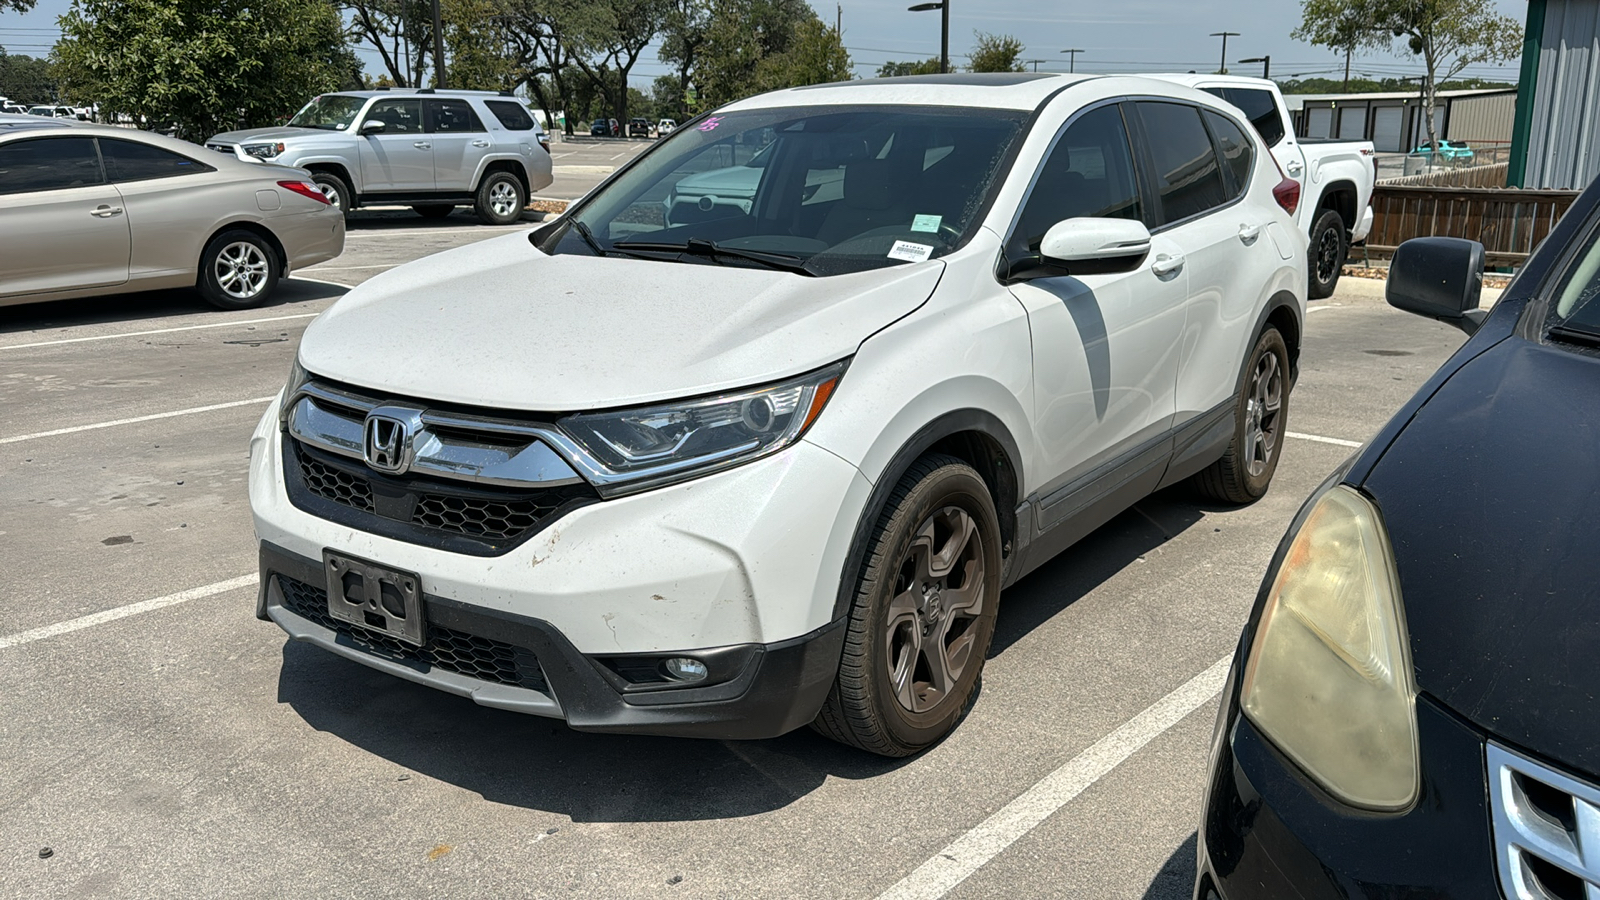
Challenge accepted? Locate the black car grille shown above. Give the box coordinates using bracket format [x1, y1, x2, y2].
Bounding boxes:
[288, 440, 597, 550]
[277, 574, 548, 693]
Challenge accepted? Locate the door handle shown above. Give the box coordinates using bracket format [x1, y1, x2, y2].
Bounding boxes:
[471, 139, 490, 148]
[1285, 160, 1304, 176]
[1238, 223, 1263, 244]
[413, 141, 432, 150]
[1150, 253, 1185, 277]
[90, 205, 123, 218]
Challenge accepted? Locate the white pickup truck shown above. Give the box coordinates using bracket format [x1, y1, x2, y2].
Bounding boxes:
[1155, 74, 1376, 298]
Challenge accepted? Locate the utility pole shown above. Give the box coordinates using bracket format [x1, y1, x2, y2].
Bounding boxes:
[1343, 45, 1353, 91]
[1023, 59, 1047, 73]
[1060, 48, 1084, 73]
[1240, 55, 1270, 79]
[1210, 31, 1239, 75]
[432, 0, 447, 88]
[837, 3, 842, 35]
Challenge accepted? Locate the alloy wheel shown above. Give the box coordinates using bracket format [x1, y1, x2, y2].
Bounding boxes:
[489, 181, 519, 218]
[214, 242, 270, 300]
[1244, 350, 1283, 477]
[1315, 228, 1341, 283]
[318, 182, 343, 210]
[884, 506, 987, 714]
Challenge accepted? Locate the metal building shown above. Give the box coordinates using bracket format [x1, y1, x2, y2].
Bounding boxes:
[1293, 88, 1516, 152]
[1512, 0, 1600, 188]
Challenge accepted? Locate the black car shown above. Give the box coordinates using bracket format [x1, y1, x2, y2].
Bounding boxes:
[1198, 177, 1600, 900]
[590, 118, 610, 137]
[628, 117, 651, 137]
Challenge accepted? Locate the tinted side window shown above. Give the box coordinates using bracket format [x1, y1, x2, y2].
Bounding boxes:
[100, 138, 212, 182]
[1204, 111, 1254, 200]
[485, 100, 535, 131]
[1217, 88, 1286, 146]
[363, 98, 423, 134]
[1015, 105, 1142, 251]
[430, 99, 484, 133]
[0, 137, 103, 194]
[1137, 102, 1228, 225]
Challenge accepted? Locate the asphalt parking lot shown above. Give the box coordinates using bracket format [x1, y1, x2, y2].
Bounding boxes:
[0, 215, 1491, 898]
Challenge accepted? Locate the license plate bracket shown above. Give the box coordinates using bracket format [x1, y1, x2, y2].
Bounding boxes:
[324, 550, 425, 646]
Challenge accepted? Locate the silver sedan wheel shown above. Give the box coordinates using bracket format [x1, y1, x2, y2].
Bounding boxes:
[214, 242, 270, 300]
[884, 506, 987, 714]
[488, 180, 520, 218]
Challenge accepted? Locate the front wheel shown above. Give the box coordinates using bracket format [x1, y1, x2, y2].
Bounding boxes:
[1192, 327, 1290, 504]
[197, 230, 280, 310]
[474, 171, 525, 225]
[812, 455, 1002, 757]
[310, 172, 352, 219]
[1308, 208, 1346, 299]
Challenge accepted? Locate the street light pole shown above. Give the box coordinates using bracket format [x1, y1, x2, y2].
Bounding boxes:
[1239, 55, 1270, 79]
[1061, 48, 1084, 73]
[907, 1, 949, 74]
[432, 0, 447, 88]
[1210, 31, 1239, 75]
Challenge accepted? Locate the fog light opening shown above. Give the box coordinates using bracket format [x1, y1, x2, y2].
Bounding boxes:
[662, 657, 709, 684]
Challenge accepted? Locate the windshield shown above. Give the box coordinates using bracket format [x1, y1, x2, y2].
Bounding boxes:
[289, 95, 367, 131]
[548, 105, 1028, 277]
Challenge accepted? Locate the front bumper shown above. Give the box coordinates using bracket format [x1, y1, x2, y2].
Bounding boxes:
[1196, 662, 1499, 899]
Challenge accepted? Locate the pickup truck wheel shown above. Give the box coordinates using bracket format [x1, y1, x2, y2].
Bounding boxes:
[412, 204, 455, 219]
[311, 172, 352, 218]
[812, 455, 1002, 757]
[1308, 209, 1345, 299]
[1192, 327, 1290, 504]
[475, 172, 525, 225]
[197, 230, 280, 310]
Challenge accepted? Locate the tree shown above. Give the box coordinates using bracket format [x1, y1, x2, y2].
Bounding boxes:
[658, 0, 711, 119]
[566, 0, 671, 129]
[1, 0, 36, 12]
[1292, 0, 1384, 90]
[967, 31, 1024, 74]
[444, 0, 517, 90]
[0, 50, 58, 103]
[54, 0, 345, 138]
[340, 0, 438, 88]
[695, 0, 818, 106]
[877, 58, 940, 78]
[753, 16, 850, 92]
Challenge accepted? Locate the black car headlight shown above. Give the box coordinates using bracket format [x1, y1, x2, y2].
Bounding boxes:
[557, 362, 845, 493]
[1240, 484, 1420, 811]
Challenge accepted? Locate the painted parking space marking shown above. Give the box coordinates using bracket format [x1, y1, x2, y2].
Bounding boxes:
[874, 656, 1232, 900]
[0, 313, 321, 352]
[0, 396, 275, 446]
[1286, 431, 1363, 448]
[0, 574, 258, 650]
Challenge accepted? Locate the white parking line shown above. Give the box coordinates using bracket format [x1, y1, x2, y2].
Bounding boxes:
[875, 656, 1231, 900]
[1306, 303, 1343, 314]
[1286, 431, 1363, 448]
[0, 396, 275, 446]
[302, 263, 397, 272]
[0, 313, 320, 352]
[0, 574, 258, 650]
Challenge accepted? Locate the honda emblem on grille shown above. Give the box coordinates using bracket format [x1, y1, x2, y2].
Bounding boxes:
[363, 410, 416, 474]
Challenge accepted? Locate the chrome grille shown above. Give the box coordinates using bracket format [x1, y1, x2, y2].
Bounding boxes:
[205, 143, 235, 155]
[1489, 742, 1600, 900]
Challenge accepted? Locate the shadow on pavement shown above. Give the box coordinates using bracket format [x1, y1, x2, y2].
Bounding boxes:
[277, 640, 911, 822]
[990, 485, 1207, 657]
[0, 277, 347, 336]
[342, 208, 547, 231]
[1142, 831, 1198, 899]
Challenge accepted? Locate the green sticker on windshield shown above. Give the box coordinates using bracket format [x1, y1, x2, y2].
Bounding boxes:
[911, 214, 942, 233]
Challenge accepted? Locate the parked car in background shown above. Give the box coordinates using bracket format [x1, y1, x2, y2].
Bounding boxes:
[658, 118, 677, 135]
[1196, 181, 1600, 898]
[1, 103, 28, 115]
[27, 105, 76, 119]
[0, 117, 343, 310]
[628, 117, 651, 137]
[590, 118, 610, 136]
[250, 73, 1306, 757]
[1153, 73, 1376, 299]
[205, 89, 553, 225]
[1412, 138, 1475, 162]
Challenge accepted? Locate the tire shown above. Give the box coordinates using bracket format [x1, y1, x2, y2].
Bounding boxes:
[1192, 327, 1290, 504]
[310, 171, 352, 218]
[1308, 208, 1345, 299]
[197, 229, 280, 310]
[812, 454, 1003, 757]
[412, 203, 455, 219]
[475, 170, 525, 225]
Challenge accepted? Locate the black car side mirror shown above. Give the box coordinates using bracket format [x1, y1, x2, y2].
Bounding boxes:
[1386, 237, 1487, 335]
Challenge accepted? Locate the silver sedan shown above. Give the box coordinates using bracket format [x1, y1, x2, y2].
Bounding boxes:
[0, 116, 344, 310]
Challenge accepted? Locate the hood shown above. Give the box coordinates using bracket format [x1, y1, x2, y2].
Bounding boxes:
[1363, 336, 1600, 779]
[207, 126, 334, 144]
[673, 165, 761, 198]
[297, 231, 944, 411]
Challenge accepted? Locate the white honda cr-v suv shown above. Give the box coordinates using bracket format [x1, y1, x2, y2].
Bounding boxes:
[250, 73, 1307, 756]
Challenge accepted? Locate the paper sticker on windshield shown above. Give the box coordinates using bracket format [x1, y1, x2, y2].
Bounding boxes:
[911, 214, 942, 233]
[888, 241, 934, 263]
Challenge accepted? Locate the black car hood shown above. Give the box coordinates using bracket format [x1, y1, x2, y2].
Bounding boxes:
[1364, 334, 1600, 778]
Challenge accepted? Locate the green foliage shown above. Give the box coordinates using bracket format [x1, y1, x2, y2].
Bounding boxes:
[753, 16, 850, 92]
[877, 58, 941, 78]
[1, 0, 37, 11]
[444, 0, 516, 90]
[696, 0, 828, 106]
[0, 50, 58, 104]
[967, 31, 1024, 74]
[54, 0, 346, 138]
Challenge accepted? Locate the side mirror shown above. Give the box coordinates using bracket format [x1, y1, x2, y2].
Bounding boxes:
[359, 120, 386, 135]
[1386, 236, 1487, 335]
[1005, 217, 1152, 282]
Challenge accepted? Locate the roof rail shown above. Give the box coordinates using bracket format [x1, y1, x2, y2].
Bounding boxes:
[418, 88, 436, 94]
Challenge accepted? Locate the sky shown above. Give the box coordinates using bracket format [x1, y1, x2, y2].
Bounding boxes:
[0, 0, 1530, 87]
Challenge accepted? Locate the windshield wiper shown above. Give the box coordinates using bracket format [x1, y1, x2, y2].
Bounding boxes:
[1550, 323, 1600, 348]
[567, 220, 670, 261]
[610, 238, 817, 277]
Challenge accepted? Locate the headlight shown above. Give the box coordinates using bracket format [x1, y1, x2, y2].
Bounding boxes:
[278, 358, 310, 430]
[1240, 484, 1419, 810]
[557, 361, 845, 492]
[242, 142, 285, 160]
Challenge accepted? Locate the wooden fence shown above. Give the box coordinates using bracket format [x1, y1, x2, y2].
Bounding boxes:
[1363, 185, 1582, 265]
[1378, 162, 1509, 188]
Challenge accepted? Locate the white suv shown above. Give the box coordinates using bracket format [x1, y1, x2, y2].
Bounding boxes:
[250, 73, 1307, 756]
